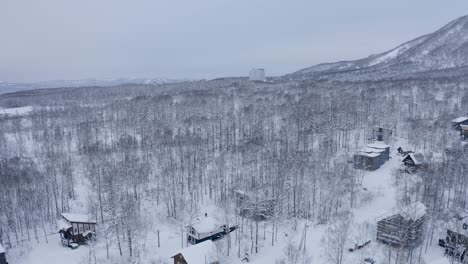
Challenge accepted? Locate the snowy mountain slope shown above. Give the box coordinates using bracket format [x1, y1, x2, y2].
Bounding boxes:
[0, 77, 190, 95]
[288, 15, 468, 81]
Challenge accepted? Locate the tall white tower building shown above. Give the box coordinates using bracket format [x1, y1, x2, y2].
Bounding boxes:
[249, 69, 266, 82]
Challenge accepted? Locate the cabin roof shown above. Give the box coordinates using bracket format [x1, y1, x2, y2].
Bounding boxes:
[172, 240, 218, 264]
[62, 213, 96, 224]
[366, 142, 390, 149]
[0, 242, 4, 253]
[398, 202, 426, 221]
[362, 147, 385, 153]
[403, 153, 425, 165]
[358, 151, 381, 158]
[461, 125, 468, 130]
[452, 117, 468, 123]
[189, 214, 221, 233]
[58, 219, 72, 231]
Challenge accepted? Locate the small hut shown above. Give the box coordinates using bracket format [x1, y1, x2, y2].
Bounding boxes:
[452, 117, 468, 131]
[402, 153, 425, 171]
[0, 243, 7, 264]
[171, 240, 219, 264]
[186, 214, 237, 245]
[373, 126, 393, 142]
[58, 213, 97, 248]
[376, 202, 426, 249]
[234, 189, 275, 221]
[397, 146, 414, 156]
[461, 125, 468, 140]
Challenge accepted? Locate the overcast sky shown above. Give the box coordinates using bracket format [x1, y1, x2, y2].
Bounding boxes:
[1, 1, 467, 82]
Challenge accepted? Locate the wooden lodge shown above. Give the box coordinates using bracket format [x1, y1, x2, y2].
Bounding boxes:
[58, 213, 97, 248]
[440, 216, 468, 262]
[402, 153, 425, 172]
[376, 202, 426, 249]
[186, 214, 237, 245]
[373, 126, 393, 142]
[354, 142, 390, 171]
[0, 243, 7, 264]
[172, 240, 219, 264]
[234, 189, 275, 221]
[452, 117, 468, 131]
[462, 125, 468, 140]
[397, 146, 414, 156]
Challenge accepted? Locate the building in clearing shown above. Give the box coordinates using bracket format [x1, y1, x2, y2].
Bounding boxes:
[452, 117, 468, 131]
[440, 212, 468, 262]
[372, 126, 393, 142]
[58, 213, 97, 248]
[249, 69, 266, 82]
[0, 243, 7, 264]
[376, 202, 426, 249]
[402, 153, 425, 170]
[186, 214, 237, 245]
[461, 125, 468, 140]
[354, 142, 390, 171]
[172, 240, 219, 264]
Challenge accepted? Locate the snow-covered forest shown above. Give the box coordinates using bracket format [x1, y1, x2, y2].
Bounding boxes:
[0, 73, 467, 263]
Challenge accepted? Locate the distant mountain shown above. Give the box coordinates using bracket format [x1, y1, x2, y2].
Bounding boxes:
[287, 15, 468, 81]
[0, 78, 189, 94]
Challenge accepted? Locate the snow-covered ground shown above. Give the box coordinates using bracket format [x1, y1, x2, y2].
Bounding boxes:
[0, 106, 33, 116]
[5, 137, 452, 264]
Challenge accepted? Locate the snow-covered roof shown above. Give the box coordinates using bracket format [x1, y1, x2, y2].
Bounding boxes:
[62, 213, 96, 224]
[0, 242, 4, 253]
[404, 153, 425, 165]
[366, 142, 390, 149]
[57, 219, 72, 231]
[173, 240, 218, 264]
[398, 202, 426, 221]
[190, 214, 222, 233]
[461, 125, 468, 130]
[362, 147, 385, 153]
[358, 151, 381, 158]
[451, 117, 468, 123]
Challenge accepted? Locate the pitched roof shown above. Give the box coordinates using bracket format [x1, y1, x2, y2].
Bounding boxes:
[62, 213, 96, 224]
[173, 240, 218, 264]
[452, 117, 468, 123]
[399, 202, 426, 221]
[403, 153, 425, 165]
[0, 242, 4, 253]
[366, 142, 390, 149]
[190, 214, 221, 233]
[58, 219, 72, 231]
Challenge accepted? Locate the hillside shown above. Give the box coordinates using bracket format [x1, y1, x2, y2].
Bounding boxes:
[288, 15, 468, 81]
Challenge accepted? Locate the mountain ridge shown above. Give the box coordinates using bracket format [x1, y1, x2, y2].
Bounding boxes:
[287, 15, 468, 81]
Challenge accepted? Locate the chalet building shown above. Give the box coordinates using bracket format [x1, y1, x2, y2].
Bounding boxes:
[354, 143, 390, 171]
[58, 213, 97, 248]
[373, 126, 393, 142]
[402, 153, 426, 171]
[172, 240, 219, 264]
[397, 146, 414, 156]
[452, 117, 468, 131]
[186, 214, 237, 245]
[234, 189, 275, 221]
[462, 125, 468, 140]
[440, 216, 468, 262]
[0, 243, 7, 264]
[376, 202, 426, 249]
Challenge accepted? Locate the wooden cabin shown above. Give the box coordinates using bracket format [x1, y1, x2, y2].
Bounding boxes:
[172, 240, 219, 264]
[58, 213, 97, 248]
[373, 126, 393, 142]
[367, 142, 390, 161]
[376, 202, 426, 249]
[0, 243, 7, 264]
[461, 125, 468, 140]
[354, 151, 382, 171]
[397, 146, 414, 156]
[441, 219, 468, 262]
[186, 214, 237, 245]
[452, 117, 468, 131]
[234, 189, 275, 221]
[402, 153, 425, 172]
